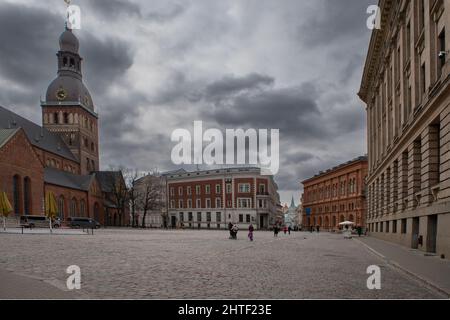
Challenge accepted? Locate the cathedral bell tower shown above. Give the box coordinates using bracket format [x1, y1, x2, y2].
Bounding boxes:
[41, 24, 99, 175]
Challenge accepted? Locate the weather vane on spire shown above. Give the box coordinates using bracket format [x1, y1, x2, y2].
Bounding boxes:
[64, 0, 71, 7]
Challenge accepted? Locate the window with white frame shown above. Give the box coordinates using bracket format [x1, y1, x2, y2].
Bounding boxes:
[187, 199, 192, 208]
[206, 198, 211, 208]
[226, 184, 232, 194]
[178, 200, 184, 208]
[237, 198, 251, 208]
[216, 184, 221, 194]
[170, 200, 175, 209]
[196, 199, 201, 208]
[238, 183, 251, 193]
[178, 187, 183, 196]
[187, 186, 192, 195]
[196, 185, 201, 195]
[259, 184, 265, 194]
[216, 198, 221, 208]
[205, 185, 211, 194]
[170, 187, 175, 196]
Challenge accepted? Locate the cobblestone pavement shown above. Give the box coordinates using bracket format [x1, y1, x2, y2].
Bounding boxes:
[0, 230, 446, 299]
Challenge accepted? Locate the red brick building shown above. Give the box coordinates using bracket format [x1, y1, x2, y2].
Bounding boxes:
[0, 26, 128, 226]
[301, 156, 368, 230]
[164, 168, 281, 230]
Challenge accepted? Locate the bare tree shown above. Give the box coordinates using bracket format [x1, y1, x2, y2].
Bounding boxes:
[106, 167, 129, 227]
[126, 169, 143, 228]
[137, 170, 164, 228]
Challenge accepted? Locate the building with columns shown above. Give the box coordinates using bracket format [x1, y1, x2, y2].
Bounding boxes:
[302, 157, 368, 231]
[359, 0, 449, 257]
[164, 167, 281, 230]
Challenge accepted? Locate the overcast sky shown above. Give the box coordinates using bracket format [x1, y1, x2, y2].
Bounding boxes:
[0, 0, 374, 205]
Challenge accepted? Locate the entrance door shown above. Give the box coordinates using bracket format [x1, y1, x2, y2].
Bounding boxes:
[427, 215, 438, 253]
[171, 216, 177, 229]
[260, 216, 264, 229]
[412, 217, 420, 249]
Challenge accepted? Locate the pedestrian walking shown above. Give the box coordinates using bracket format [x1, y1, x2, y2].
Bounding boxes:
[283, 226, 287, 235]
[288, 225, 292, 235]
[248, 224, 254, 242]
[357, 226, 362, 237]
[231, 224, 239, 240]
[316, 225, 320, 233]
[228, 222, 233, 239]
[273, 225, 279, 237]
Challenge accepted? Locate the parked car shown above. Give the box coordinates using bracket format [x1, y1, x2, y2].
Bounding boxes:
[68, 217, 101, 229]
[19, 215, 59, 229]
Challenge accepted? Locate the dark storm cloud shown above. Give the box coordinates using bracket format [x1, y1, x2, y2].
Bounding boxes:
[82, 0, 186, 23]
[79, 33, 134, 94]
[0, 3, 59, 88]
[298, 0, 374, 47]
[204, 73, 274, 101]
[209, 87, 323, 139]
[81, 0, 141, 18]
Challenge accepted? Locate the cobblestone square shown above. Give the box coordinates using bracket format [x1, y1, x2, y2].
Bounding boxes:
[0, 230, 445, 299]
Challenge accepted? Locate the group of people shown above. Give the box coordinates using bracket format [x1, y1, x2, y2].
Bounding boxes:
[273, 225, 292, 237]
[228, 223, 298, 241]
[228, 222, 255, 241]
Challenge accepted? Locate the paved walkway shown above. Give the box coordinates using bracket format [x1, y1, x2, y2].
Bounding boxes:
[356, 236, 450, 298]
[0, 230, 445, 299]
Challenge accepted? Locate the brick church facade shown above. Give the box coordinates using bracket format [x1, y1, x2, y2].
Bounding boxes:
[0, 26, 128, 227]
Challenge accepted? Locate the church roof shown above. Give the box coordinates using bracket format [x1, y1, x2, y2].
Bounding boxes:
[94, 171, 125, 193]
[44, 167, 94, 191]
[0, 128, 20, 149]
[0, 106, 77, 161]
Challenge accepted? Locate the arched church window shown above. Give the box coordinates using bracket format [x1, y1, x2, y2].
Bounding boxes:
[54, 113, 59, 124]
[80, 200, 86, 216]
[58, 196, 65, 220]
[13, 175, 21, 215]
[63, 113, 69, 124]
[23, 177, 31, 215]
[70, 198, 77, 217]
[63, 57, 68, 66]
[69, 113, 74, 124]
[70, 58, 75, 68]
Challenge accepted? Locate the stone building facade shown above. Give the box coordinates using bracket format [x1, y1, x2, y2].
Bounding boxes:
[359, 0, 449, 257]
[164, 168, 281, 230]
[302, 157, 368, 231]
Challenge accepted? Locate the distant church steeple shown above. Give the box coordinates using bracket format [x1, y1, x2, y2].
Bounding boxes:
[290, 196, 296, 209]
